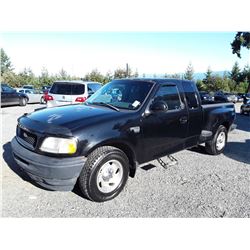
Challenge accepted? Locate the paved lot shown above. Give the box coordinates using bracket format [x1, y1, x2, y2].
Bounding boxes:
[1, 103, 250, 217]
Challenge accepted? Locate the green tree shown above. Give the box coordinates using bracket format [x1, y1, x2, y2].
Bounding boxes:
[211, 75, 230, 92]
[1, 48, 13, 76]
[196, 79, 206, 91]
[103, 71, 113, 84]
[39, 67, 53, 86]
[241, 64, 250, 92]
[114, 66, 135, 79]
[57, 68, 70, 80]
[230, 62, 241, 84]
[84, 69, 104, 83]
[17, 68, 39, 87]
[203, 67, 214, 91]
[164, 73, 181, 79]
[231, 32, 250, 58]
[1, 70, 18, 87]
[184, 62, 194, 80]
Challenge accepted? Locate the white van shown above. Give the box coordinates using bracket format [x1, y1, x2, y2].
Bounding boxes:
[46, 80, 102, 108]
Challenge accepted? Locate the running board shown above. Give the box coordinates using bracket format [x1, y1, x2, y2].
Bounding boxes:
[157, 155, 178, 169]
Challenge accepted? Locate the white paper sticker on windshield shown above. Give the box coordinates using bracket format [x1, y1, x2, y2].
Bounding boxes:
[132, 100, 141, 108]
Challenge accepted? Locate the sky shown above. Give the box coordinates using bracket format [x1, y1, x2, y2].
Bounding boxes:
[1, 32, 250, 77]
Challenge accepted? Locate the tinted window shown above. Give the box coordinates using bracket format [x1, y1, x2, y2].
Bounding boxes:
[182, 82, 198, 109]
[154, 85, 182, 110]
[50, 83, 85, 95]
[1, 84, 14, 93]
[88, 83, 101, 93]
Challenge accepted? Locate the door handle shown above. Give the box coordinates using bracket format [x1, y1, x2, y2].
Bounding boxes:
[179, 116, 188, 124]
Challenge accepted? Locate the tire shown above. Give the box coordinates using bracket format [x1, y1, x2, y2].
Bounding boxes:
[78, 146, 129, 202]
[40, 97, 44, 104]
[205, 125, 228, 155]
[19, 97, 27, 106]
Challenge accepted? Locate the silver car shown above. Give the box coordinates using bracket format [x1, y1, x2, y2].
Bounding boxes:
[46, 80, 102, 108]
[16, 88, 43, 104]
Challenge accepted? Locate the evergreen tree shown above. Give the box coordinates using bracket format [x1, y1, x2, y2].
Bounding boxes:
[203, 67, 214, 90]
[39, 67, 52, 85]
[84, 69, 104, 83]
[230, 62, 241, 84]
[184, 62, 194, 80]
[1, 48, 13, 75]
[57, 68, 69, 80]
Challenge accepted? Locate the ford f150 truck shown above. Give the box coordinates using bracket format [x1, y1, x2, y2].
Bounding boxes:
[11, 79, 236, 202]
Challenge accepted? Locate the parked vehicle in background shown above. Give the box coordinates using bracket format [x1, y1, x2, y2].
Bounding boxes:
[236, 94, 244, 102]
[199, 91, 214, 102]
[46, 80, 102, 108]
[243, 93, 250, 104]
[1, 83, 28, 107]
[240, 99, 250, 115]
[42, 85, 51, 91]
[23, 85, 34, 90]
[12, 78, 236, 202]
[16, 88, 44, 104]
[214, 91, 237, 103]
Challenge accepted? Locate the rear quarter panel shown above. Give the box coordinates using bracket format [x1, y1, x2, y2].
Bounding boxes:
[202, 103, 235, 134]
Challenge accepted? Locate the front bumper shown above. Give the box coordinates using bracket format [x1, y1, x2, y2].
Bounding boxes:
[11, 137, 87, 191]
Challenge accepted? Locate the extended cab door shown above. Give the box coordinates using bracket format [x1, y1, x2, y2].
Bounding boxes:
[181, 81, 203, 147]
[141, 83, 188, 162]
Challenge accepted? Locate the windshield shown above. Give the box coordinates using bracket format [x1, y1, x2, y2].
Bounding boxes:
[86, 80, 154, 110]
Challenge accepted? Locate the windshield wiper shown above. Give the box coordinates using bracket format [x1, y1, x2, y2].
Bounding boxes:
[91, 102, 120, 112]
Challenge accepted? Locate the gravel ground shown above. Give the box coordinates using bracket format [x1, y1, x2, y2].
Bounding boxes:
[1, 103, 250, 217]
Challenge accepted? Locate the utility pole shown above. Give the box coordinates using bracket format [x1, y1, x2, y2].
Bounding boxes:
[126, 63, 129, 78]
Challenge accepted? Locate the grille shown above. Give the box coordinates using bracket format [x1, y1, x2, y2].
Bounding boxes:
[17, 126, 37, 148]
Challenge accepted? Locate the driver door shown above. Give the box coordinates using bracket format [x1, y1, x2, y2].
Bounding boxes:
[141, 83, 188, 162]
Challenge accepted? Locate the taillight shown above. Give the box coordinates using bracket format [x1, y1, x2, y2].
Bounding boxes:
[46, 95, 54, 101]
[75, 97, 87, 102]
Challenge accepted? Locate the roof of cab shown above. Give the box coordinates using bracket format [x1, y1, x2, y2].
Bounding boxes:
[114, 78, 194, 85]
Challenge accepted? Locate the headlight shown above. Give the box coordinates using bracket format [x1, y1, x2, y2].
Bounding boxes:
[40, 137, 77, 154]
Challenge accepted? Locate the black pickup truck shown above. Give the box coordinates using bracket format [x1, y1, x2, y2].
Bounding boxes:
[11, 79, 236, 202]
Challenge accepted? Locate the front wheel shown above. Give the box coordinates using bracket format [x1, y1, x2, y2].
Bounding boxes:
[205, 125, 228, 155]
[78, 146, 129, 202]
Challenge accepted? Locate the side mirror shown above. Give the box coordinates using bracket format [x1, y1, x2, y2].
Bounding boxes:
[150, 100, 168, 112]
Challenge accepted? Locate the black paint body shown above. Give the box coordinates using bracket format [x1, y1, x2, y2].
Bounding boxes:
[11, 79, 236, 191]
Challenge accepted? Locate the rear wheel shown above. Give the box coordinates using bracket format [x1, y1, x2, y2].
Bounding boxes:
[205, 125, 227, 155]
[78, 146, 129, 202]
[19, 97, 27, 106]
[40, 96, 45, 104]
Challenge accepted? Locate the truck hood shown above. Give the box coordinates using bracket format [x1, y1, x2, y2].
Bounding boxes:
[21, 104, 127, 133]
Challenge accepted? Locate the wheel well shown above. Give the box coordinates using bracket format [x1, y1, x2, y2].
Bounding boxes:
[221, 121, 230, 131]
[88, 142, 137, 178]
[109, 143, 137, 177]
